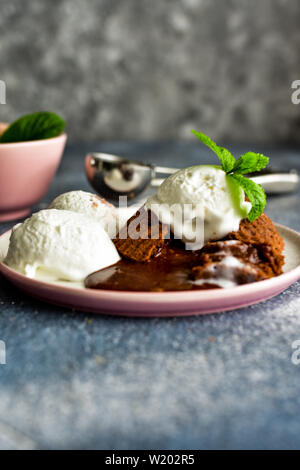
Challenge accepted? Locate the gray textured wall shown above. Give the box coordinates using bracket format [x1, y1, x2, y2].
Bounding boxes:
[1, 0, 300, 144]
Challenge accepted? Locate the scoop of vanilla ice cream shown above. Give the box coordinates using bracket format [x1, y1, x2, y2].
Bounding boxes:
[49, 190, 118, 238]
[4, 209, 120, 281]
[145, 165, 251, 248]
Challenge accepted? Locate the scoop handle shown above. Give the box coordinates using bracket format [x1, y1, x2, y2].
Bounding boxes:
[155, 166, 178, 174]
[250, 172, 299, 194]
[152, 171, 299, 194]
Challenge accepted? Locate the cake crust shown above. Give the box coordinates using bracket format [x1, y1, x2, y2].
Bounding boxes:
[225, 213, 284, 276]
[113, 208, 285, 284]
[114, 207, 169, 262]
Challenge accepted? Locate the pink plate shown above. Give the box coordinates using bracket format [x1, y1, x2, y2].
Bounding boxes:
[0, 224, 300, 317]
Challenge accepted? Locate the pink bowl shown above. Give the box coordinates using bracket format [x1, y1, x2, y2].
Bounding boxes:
[0, 132, 67, 221]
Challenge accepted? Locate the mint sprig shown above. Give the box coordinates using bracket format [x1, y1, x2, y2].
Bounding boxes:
[228, 174, 266, 222]
[231, 152, 269, 175]
[191, 130, 235, 173]
[191, 130, 269, 221]
[0, 111, 65, 143]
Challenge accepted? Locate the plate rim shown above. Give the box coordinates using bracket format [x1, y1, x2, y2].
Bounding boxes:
[0, 222, 300, 305]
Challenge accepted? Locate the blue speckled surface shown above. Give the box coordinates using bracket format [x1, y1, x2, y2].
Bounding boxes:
[0, 142, 300, 450]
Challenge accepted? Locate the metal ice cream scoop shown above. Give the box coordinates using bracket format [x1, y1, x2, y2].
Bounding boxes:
[85, 152, 299, 201]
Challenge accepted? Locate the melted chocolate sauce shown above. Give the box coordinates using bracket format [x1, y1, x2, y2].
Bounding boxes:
[85, 242, 214, 292]
[85, 240, 263, 292]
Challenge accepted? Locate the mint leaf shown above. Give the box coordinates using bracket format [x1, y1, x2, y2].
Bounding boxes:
[229, 174, 266, 222]
[0, 111, 65, 143]
[231, 152, 269, 175]
[191, 130, 236, 173]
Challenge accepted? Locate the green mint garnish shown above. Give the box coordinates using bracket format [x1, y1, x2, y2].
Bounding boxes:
[191, 130, 236, 173]
[191, 130, 269, 221]
[228, 174, 267, 222]
[0, 111, 65, 143]
[231, 152, 269, 175]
